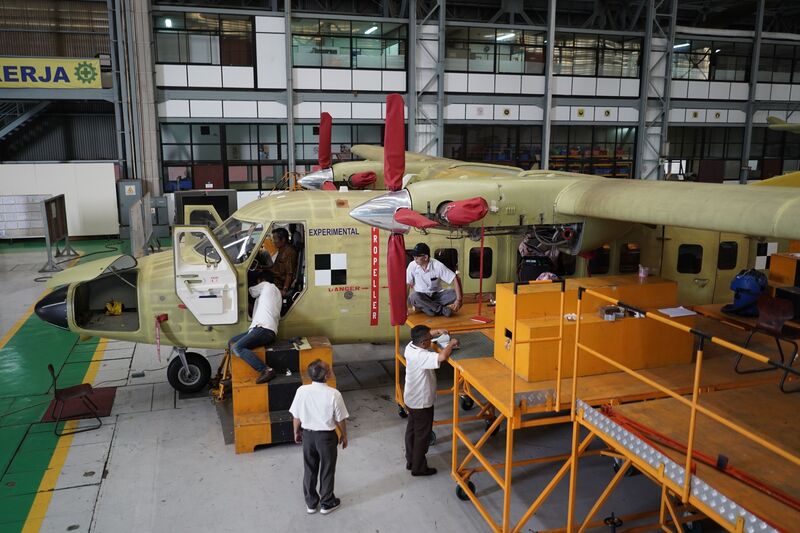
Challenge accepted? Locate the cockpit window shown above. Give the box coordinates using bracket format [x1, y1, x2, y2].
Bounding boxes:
[194, 217, 265, 265]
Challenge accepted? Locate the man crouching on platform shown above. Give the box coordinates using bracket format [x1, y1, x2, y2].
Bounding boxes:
[404, 325, 460, 476]
[406, 243, 463, 317]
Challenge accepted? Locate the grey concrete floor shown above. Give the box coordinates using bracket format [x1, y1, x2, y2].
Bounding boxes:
[1, 247, 668, 532]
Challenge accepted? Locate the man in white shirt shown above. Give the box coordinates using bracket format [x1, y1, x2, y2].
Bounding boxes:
[227, 274, 282, 384]
[290, 359, 349, 515]
[403, 325, 460, 476]
[406, 243, 463, 317]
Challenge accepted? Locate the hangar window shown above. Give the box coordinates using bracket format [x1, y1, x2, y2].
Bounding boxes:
[671, 40, 750, 82]
[153, 12, 253, 67]
[553, 33, 641, 78]
[434, 248, 459, 273]
[444, 125, 542, 169]
[677, 244, 704, 274]
[445, 28, 545, 75]
[291, 20, 406, 70]
[469, 248, 493, 279]
[549, 126, 635, 178]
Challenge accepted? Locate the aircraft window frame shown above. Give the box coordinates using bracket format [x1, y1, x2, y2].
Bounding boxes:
[677, 244, 704, 274]
[618, 242, 641, 274]
[434, 248, 459, 273]
[469, 247, 493, 279]
[194, 217, 265, 265]
[717, 241, 738, 270]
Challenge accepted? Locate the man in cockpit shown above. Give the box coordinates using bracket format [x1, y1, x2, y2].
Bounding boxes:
[268, 227, 298, 298]
[228, 272, 282, 384]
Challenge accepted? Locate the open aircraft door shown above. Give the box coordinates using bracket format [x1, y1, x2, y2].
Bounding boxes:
[661, 227, 720, 305]
[173, 225, 238, 325]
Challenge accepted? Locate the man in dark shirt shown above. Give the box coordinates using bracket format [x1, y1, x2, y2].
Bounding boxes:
[269, 227, 298, 296]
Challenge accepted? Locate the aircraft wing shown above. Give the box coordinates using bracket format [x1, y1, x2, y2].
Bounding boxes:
[554, 179, 800, 240]
[767, 116, 800, 134]
[350, 144, 452, 163]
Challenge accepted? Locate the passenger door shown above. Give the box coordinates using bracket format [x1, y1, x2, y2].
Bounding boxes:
[660, 227, 720, 305]
[173, 225, 238, 325]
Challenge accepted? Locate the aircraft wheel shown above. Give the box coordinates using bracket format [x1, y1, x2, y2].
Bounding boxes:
[398, 404, 408, 418]
[455, 480, 475, 501]
[167, 352, 211, 393]
[460, 396, 475, 411]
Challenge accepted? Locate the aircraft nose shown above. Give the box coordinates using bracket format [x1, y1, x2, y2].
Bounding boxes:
[35, 285, 69, 330]
[298, 168, 334, 189]
[349, 190, 412, 233]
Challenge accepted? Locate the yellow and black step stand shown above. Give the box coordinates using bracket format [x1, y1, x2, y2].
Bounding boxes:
[232, 337, 335, 454]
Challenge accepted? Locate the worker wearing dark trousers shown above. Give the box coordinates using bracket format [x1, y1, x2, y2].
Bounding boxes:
[290, 359, 349, 515]
[403, 325, 459, 476]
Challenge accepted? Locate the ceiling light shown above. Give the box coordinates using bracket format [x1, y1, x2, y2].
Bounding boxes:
[365, 26, 378, 35]
[715, 48, 721, 53]
[165, 18, 173, 28]
[496, 33, 516, 41]
[673, 42, 690, 49]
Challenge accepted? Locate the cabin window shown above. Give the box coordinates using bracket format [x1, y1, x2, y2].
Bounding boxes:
[619, 243, 640, 274]
[469, 247, 493, 278]
[588, 245, 610, 275]
[717, 241, 738, 270]
[434, 248, 459, 272]
[677, 244, 704, 274]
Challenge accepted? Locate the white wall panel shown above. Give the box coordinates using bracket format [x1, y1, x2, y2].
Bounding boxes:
[791, 85, 800, 101]
[596, 78, 621, 97]
[707, 109, 727, 123]
[444, 104, 466, 120]
[256, 33, 286, 88]
[595, 107, 618, 121]
[0, 163, 118, 236]
[670, 80, 688, 99]
[572, 77, 597, 96]
[187, 65, 222, 87]
[444, 72, 467, 92]
[379, 103, 408, 119]
[294, 68, 320, 90]
[729, 83, 749, 100]
[494, 74, 521, 94]
[727, 110, 746, 123]
[668, 108, 686, 122]
[753, 110, 769, 123]
[687, 81, 709, 99]
[320, 102, 351, 119]
[519, 105, 543, 121]
[223, 100, 257, 118]
[352, 102, 382, 119]
[159, 100, 190, 117]
[468, 74, 494, 93]
[190, 100, 222, 117]
[223, 66, 254, 88]
[685, 109, 706, 122]
[771, 84, 791, 101]
[257, 101, 287, 118]
[708, 81, 730, 100]
[755, 83, 771, 100]
[554, 106, 571, 121]
[155, 64, 187, 87]
[618, 107, 639, 122]
[570, 106, 594, 120]
[619, 78, 639, 97]
[420, 103, 438, 120]
[465, 104, 492, 120]
[321, 69, 351, 90]
[493, 105, 518, 120]
[352, 70, 382, 91]
[295, 101, 322, 119]
[553, 76, 572, 95]
[256, 16, 284, 33]
[521, 75, 545, 94]
[382, 71, 406, 92]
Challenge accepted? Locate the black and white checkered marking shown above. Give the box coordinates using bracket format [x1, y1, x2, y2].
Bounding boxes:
[314, 253, 347, 286]
[755, 241, 778, 270]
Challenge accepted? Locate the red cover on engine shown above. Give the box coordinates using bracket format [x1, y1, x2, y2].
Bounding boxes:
[387, 233, 408, 326]
[384, 94, 405, 192]
[318, 112, 332, 169]
[321, 181, 337, 190]
[443, 197, 489, 225]
[394, 208, 438, 229]
[349, 171, 377, 189]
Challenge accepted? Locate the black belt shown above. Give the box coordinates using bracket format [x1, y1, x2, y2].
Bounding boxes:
[302, 428, 336, 433]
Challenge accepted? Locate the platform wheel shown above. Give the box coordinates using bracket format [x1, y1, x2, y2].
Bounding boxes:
[485, 417, 500, 436]
[459, 395, 475, 411]
[398, 404, 408, 418]
[455, 480, 476, 501]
